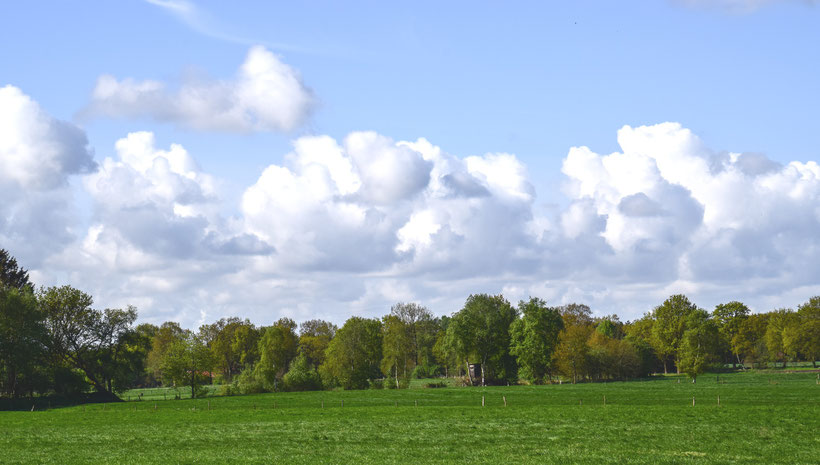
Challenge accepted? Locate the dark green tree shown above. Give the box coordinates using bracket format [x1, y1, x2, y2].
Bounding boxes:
[0, 286, 45, 397]
[509, 298, 563, 384]
[39, 285, 138, 400]
[447, 294, 518, 386]
[0, 249, 32, 291]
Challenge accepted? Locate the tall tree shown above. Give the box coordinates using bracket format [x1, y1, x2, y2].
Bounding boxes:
[712, 301, 750, 367]
[298, 319, 337, 369]
[389, 302, 437, 369]
[677, 310, 720, 382]
[381, 314, 412, 388]
[765, 309, 795, 368]
[794, 297, 819, 367]
[160, 331, 213, 398]
[447, 294, 518, 386]
[319, 317, 382, 390]
[731, 313, 769, 368]
[554, 323, 593, 384]
[146, 322, 185, 384]
[509, 298, 563, 384]
[39, 286, 137, 400]
[0, 286, 45, 397]
[650, 294, 699, 374]
[254, 318, 298, 390]
[0, 249, 32, 291]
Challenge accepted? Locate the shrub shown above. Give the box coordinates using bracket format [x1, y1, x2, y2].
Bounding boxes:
[282, 354, 322, 392]
[369, 378, 384, 390]
[412, 364, 443, 379]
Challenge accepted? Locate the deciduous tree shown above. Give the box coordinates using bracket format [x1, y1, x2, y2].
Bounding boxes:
[509, 298, 563, 384]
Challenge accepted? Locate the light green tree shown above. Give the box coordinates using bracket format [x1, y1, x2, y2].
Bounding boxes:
[254, 318, 298, 391]
[712, 301, 750, 367]
[677, 310, 720, 382]
[650, 294, 699, 374]
[319, 317, 382, 390]
[381, 314, 412, 388]
[160, 331, 214, 398]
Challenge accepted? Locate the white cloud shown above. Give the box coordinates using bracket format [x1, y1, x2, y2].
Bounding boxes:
[6, 112, 818, 326]
[0, 85, 96, 265]
[85, 46, 314, 132]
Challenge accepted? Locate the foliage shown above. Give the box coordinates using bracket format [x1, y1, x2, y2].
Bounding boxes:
[298, 319, 337, 369]
[0, 249, 32, 291]
[0, 285, 45, 397]
[159, 331, 213, 398]
[554, 323, 592, 383]
[282, 354, 322, 391]
[253, 318, 298, 391]
[650, 294, 699, 373]
[39, 285, 139, 398]
[380, 314, 411, 388]
[447, 294, 518, 385]
[509, 298, 563, 384]
[677, 310, 721, 381]
[319, 316, 382, 390]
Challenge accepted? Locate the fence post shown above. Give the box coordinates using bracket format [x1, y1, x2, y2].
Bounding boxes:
[692, 396, 695, 406]
[717, 395, 720, 406]
[503, 396, 507, 407]
[482, 396, 485, 407]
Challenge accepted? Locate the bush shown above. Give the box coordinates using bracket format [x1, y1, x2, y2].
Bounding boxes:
[368, 378, 384, 390]
[282, 355, 322, 392]
[412, 364, 443, 379]
[384, 377, 410, 389]
[232, 366, 265, 394]
[424, 381, 447, 388]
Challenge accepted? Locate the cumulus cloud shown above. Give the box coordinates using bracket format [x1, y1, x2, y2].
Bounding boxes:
[9, 114, 819, 326]
[241, 132, 538, 278]
[0, 85, 96, 264]
[84, 46, 314, 132]
[82, 131, 273, 261]
[547, 122, 820, 314]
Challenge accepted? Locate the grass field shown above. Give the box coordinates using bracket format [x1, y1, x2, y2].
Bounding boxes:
[1, 371, 817, 464]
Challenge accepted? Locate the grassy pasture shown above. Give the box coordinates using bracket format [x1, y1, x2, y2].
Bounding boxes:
[1, 371, 817, 464]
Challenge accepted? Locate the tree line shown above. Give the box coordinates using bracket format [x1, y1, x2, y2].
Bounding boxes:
[1, 249, 818, 401]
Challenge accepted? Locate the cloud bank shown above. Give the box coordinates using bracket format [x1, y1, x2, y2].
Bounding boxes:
[5, 86, 819, 325]
[84, 46, 314, 132]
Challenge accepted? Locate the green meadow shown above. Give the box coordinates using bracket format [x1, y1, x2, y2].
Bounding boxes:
[1, 371, 817, 464]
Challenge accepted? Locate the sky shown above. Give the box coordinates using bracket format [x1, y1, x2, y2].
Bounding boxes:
[1, 0, 819, 328]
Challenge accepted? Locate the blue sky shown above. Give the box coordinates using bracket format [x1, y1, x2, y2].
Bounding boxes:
[1, 0, 819, 327]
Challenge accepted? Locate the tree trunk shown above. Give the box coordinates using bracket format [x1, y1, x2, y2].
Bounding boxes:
[191, 372, 195, 399]
[663, 359, 668, 375]
[465, 360, 473, 386]
[480, 358, 486, 387]
[395, 365, 399, 389]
